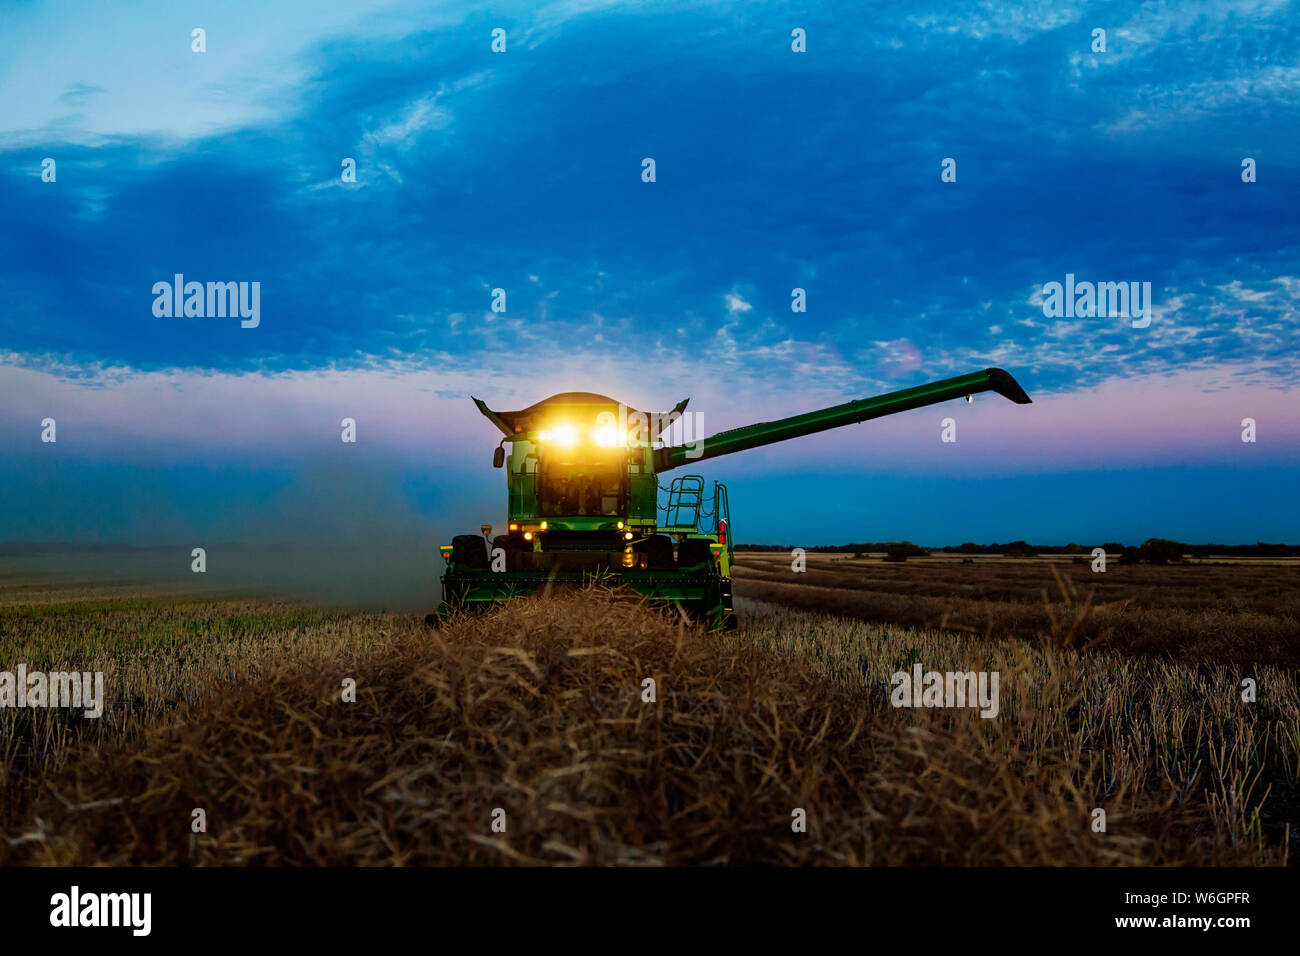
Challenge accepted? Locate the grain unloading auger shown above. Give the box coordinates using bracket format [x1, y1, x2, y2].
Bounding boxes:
[433, 368, 1031, 628]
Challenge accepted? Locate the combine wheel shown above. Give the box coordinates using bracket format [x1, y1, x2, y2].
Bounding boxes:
[492, 534, 524, 570]
[676, 538, 714, 569]
[634, 534, 675, 569]
[451, 534, 490, 569]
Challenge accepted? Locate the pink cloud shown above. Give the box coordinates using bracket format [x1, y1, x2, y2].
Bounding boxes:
[2, 362, 1295, 477]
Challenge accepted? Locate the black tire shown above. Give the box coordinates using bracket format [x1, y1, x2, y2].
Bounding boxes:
[634, 534, 675, 570]
[451, 534, 489, 569]
[491, 534, 520, 570]
[677, 538, 714, 569]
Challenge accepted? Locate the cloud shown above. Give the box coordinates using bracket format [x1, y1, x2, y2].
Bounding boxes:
[57, 83, 106, 106]
[724, 292, 752, 315]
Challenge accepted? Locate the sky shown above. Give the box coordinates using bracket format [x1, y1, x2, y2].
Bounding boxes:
[1, 0, 1298, 554]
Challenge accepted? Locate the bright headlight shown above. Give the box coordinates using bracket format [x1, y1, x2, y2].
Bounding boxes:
[538, 424, 579, 446]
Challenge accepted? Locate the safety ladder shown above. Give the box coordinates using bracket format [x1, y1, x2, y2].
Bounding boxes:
[661, 475, 704, 532]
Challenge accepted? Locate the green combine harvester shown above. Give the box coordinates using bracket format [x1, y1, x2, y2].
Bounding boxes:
[434, 367, 1031, 628]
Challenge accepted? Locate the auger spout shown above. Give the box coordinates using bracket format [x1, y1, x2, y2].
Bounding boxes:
[654, 367, 1031, 472]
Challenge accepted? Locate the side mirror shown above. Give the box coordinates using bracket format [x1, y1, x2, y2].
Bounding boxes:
[492, 446, 505, 468]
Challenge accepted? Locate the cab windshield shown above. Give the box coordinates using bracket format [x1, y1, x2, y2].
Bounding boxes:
[538, 455, 625, 516]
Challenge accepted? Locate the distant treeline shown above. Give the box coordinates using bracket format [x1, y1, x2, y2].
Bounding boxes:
[0, 541, 143, 555]
[733, 540, 1300, 557]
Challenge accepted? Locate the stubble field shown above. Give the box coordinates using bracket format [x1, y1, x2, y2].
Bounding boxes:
[1, 561, 1297, 865]
[733, 552, 1300, 668]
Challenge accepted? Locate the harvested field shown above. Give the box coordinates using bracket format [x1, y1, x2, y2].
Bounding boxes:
[733, 553, 1300, 668]
[1, 584, 1296, 865]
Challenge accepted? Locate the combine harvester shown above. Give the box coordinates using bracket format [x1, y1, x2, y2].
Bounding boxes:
[434, 368, 1031, 628]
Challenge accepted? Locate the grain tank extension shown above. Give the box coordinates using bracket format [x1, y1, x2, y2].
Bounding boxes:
[433, 367, 1031, 628]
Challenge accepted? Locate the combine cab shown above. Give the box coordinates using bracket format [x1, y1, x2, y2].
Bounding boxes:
[434, 368, 1031, 627]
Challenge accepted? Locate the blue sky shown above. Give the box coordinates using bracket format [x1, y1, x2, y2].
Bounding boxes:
[1, 0, 1298, 549]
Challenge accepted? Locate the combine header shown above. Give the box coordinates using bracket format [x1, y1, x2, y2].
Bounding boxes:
[434, 368, 1031, 627]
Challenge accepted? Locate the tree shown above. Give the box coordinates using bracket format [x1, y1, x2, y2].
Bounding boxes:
[1142, 538, 1184, 565]
[1003, 540, 1038, 557]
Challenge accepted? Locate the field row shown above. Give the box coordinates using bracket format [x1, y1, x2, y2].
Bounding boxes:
[733, 554, 1300, 668]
